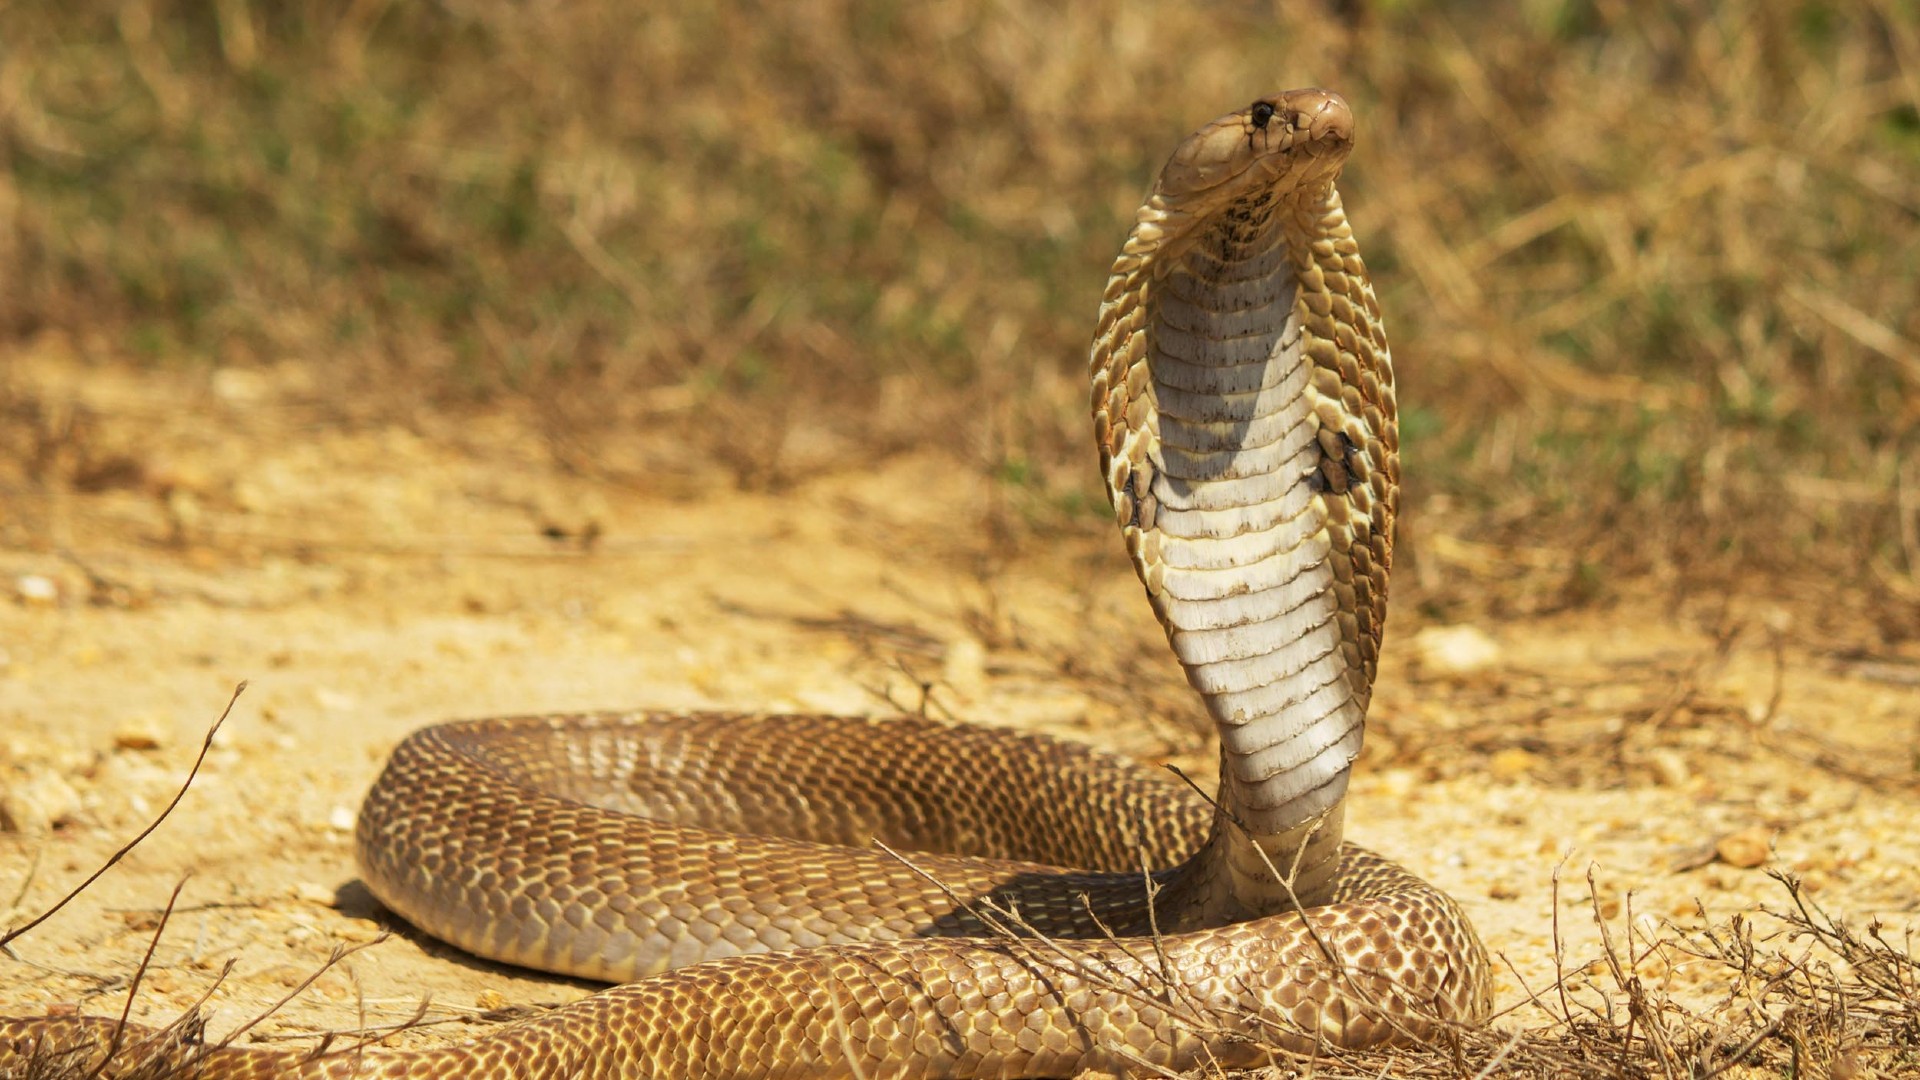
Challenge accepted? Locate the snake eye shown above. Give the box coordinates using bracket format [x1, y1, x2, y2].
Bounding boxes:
[1250, 101, 1276, 129]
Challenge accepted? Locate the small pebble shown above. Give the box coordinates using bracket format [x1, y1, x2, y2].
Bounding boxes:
[1374, 768, 1418, 799]
[314, 688, 357, 713]
[113, 718, 166, 752]
[0, 770, 83, 835]
[1409, 624, 1503, 676]
[327, 805, 356, 832]
[293, 881, 338, 907]
[476, 989, 508, 1011]
[1488, 747, 1538, 780]
[14, 575, 58, 607]
[1647, 748, 1689, 787]
[941, 636, 989, 699]
[335, 922, 385, 944]
[1714, 826, 1772, 869]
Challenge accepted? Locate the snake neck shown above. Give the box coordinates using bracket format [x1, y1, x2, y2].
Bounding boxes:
[1092, 177, 1398, 921]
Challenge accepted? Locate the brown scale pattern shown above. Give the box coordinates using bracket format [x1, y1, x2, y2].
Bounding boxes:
[1, 795, 1487, 1079]
[1288, 190, 1400, 709]
[0, 91, 1490, 1079]
[355, 715, 1222, 983]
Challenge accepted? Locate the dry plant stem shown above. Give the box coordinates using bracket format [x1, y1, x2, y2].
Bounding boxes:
[3, 851, 41, 926]
[1549, 861, 1577, 1032]
[79, 879, 186, 1080]
[1167, 762, 1463, 1056]
[0, 685, 438, 1079]
[818, 980, 868, 1080]
[206, 938, 397, 1067]
[874, 840, 1219, 1041]
[872, 830, 1433, 1079]
[1, 683, 245, 951]
[1466, 1029, 1523, 1080]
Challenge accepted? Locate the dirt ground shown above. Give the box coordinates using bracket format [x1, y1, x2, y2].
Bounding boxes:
[2, 345, 1917, 1061]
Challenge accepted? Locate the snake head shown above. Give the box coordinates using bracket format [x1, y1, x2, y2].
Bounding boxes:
[1153, 88, 1355, 207]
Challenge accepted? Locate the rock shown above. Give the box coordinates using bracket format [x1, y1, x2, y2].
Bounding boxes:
[14, 575, 59, 607]
[0, 769, 83, 835]
[313, 687, 358, 713]
[1409, 624, 1503, 676]
[1374, 768, 1419, 799]
[941, 636, 988, 699]
[327, 804, 356, 832]
[293, 881, 338, 907]
[1714, 826, 1772, 869]
[1647, 748, 1690, 787]
[112, 717, 166, 752]
[334, 921, 384, 944]
[1488, 747, 1539, 780]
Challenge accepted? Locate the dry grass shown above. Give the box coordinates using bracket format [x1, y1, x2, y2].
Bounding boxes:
[9, 882, 1918, 1080]
[1252, 868, 1920, 1078]
[3, 0, 1917, 602]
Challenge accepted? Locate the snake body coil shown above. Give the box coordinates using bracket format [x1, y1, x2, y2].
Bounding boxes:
[1, 89, 1492, 1079]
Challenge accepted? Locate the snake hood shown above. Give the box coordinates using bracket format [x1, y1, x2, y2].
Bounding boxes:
[1090, 87, 1398, 915]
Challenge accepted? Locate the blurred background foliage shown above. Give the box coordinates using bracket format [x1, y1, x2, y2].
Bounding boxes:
[2, 0, 1917, 609]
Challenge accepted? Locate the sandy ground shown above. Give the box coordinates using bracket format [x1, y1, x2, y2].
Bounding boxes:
[2, 349, 1917, 1059]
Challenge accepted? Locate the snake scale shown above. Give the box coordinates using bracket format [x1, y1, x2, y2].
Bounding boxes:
[1, 89, 1491, 1078]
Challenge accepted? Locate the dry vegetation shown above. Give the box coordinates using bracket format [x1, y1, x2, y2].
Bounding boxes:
[4, 0, 1920, 1077]
[4, 0, 1918, 593]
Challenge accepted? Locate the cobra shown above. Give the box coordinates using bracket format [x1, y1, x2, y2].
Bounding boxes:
[1, 88, 1491, 1079]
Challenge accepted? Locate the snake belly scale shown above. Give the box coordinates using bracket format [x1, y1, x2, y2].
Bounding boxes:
[0, 89, 1492, 1079]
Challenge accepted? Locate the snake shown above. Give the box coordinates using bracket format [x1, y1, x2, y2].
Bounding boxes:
[1, 88, 1491, 1079]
